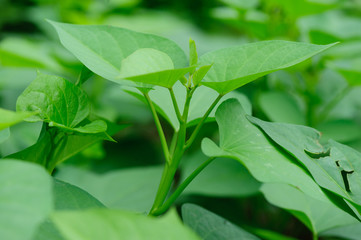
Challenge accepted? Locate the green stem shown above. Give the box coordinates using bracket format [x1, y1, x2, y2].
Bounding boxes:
[143, 92, 170, 164]
[151, 157, 216, 216]
[185, 94, 223, 149]
[317, 86, 351, 125]
[169, 88, 182, 122]
[149, 88, 196, 215]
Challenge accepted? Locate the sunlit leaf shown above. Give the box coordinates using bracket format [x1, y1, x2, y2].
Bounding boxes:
[199, 41, 335, 94]
[49, 21, 191, 88]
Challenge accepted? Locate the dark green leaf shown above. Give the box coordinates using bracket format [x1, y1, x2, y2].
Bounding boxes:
[182, 203, 260, 240]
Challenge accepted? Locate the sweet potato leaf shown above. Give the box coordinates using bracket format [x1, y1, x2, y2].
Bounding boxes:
[199, 41, 336, 94]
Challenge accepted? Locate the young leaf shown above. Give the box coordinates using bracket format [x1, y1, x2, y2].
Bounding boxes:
[0, 159, 52, 240]
[198, 41, 336, 94]
[189, 38, 198, 66]
[182, 203, 260, 240]
[51, 209, 200, 240]
[248, 116, 361, 216]
[201, 99, 330, 203]
[49, 21, 192, 88]
[0, 108, 35, 131]
[17, 72, 90, 128]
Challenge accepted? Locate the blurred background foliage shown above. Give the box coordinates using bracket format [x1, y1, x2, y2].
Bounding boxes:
[1, 0, 361, 239]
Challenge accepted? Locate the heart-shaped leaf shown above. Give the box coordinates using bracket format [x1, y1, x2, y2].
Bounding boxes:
[201, 99, 330, 203]
[249, 116, 361, 216]
[199, 41, 336, 94]
[49, 21, 191, 88]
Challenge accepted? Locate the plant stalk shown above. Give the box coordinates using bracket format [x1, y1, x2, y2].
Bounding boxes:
[185, 94, 223, 149]
[151, 157, 216, 216]
[143, 92, 170, 164]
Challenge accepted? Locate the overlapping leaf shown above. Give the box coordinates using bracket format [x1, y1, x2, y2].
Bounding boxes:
[198, 41, 335, 94]
[201, 99, 328, 202]
[49, 21, 191, 88]
[249, 116, 361, 216]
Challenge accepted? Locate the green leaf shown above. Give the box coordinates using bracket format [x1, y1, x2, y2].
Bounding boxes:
[248, 116, 361, 216]
[49, 120, 107, 134]
[124, 82, 252, 130]
[55, 165, 163, 213]
[328, 58, 361, 86]
[0, 108, 35, 131]
[181, 152, 260, 197]
[258, 92, 305, 125]
[33, 179, 105, 240]
[0, 159, 52, 240]
[51, 208, 200, 240]
[182, 203, 260, 240]
[261, 183, 358, 234]
[0, 37, 63, 72]
[201, 99, 328, 203]
[198, 41, 336, 94]
[320, 222, 361, 240]
[17, 72, 89, 128]
[317, 120, 361, 143]
[189, 38, 198, 67]
[53, 179, 104, 210]
[192, 64, 213, 86]
[266, 0, 337, 18]
[49, 21, 191, 88]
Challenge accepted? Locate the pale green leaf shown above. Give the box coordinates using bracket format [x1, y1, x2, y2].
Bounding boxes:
[201, 99, 330, 204]
[199, 41, 336, 94]
[49, 21, 190, 88]
[0, 159, 52, 240]
[51, 209, 200, 240]
[0, 108, 35, 131]
[182, 203, 260, 240]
